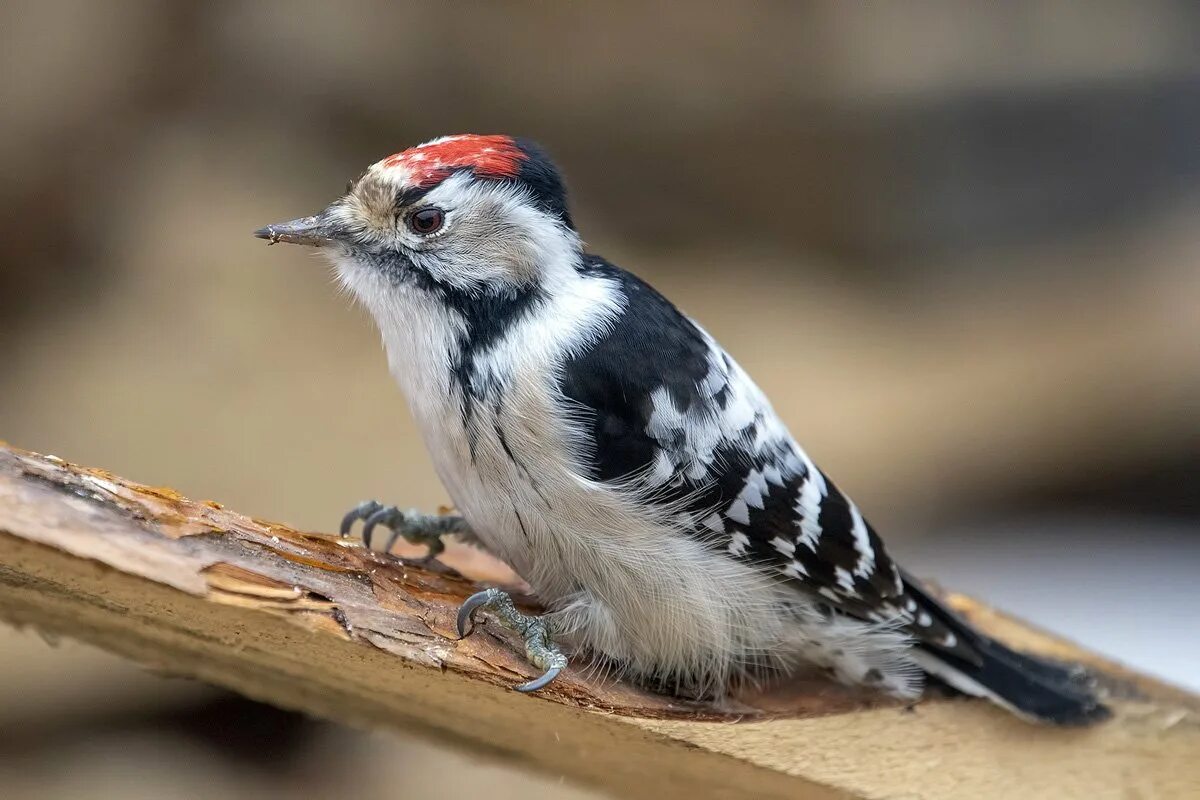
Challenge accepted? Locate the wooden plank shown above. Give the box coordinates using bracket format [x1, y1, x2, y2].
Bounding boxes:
[0, 443, 1195, 799]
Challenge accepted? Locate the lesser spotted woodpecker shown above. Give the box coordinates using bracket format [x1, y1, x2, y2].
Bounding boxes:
[256, 134, 1108, 724]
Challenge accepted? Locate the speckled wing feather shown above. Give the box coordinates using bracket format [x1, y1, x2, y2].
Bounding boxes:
[560, 256, 979, 662]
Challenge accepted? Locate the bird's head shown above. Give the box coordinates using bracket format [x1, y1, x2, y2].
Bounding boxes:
[255, 135, 580, 299]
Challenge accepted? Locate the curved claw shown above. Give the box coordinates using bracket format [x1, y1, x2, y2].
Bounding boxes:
[383, 527, 405, 554]
[339, 500, 381, 537]
[361, 506, 397, 549]
[515, 664, 563, 693]
[456, 588, 499, 638]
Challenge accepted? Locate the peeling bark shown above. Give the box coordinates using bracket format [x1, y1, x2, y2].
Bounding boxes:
[0, 443, 1196, 800]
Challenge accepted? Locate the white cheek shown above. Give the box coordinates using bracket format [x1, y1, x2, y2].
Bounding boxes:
[325, 249, 463, 399]
[326, 250, 378, 303]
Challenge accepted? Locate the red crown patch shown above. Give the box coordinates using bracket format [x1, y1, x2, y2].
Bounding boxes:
[381, 135, 525, 189]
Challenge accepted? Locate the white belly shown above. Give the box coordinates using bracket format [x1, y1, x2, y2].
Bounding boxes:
[351, 265, 912, 697]
[411, 377, 813, 695]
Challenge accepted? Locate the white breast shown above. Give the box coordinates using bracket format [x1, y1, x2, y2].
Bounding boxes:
[336, 257, 912, 697]
[413, 269, 627, 580]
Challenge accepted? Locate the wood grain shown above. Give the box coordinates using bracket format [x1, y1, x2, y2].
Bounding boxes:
[0, 443, 1196, 799]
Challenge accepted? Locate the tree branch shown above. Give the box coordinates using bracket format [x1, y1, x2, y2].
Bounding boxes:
[0, 443, 1195, 799]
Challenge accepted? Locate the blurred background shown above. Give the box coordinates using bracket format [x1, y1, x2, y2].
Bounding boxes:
[1, 2, 1198, 798]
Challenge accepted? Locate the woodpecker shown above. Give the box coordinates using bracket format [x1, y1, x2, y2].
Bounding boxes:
[255, 134, 1109, 724]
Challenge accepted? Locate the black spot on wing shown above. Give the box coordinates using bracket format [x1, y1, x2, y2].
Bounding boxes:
[792, 533, 843, 603]
[715, 462, 910, 624]
[559, 255, 712, 485]
[674, 442, 739, 518]
[741, 463, 803, 563]
[765, 468, 980, 657]
[558, 256, 974, 658]
[810, 475, 903, 602]
[814, 479, 859, 572]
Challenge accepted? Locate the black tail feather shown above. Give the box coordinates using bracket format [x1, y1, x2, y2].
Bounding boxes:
[900, 574, 1111, 725]
[915, 637, 1111, 725]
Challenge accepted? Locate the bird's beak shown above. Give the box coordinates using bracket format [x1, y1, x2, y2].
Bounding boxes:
[253, 210, 338, 247]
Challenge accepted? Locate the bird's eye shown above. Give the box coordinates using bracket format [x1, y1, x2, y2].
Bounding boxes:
[407, 207, 445, 235]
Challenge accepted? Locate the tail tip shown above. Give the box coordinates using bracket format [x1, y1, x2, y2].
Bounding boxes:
[1034, 696, 1112, 726]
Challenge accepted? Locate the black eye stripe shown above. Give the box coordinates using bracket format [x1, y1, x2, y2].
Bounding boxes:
[395, 185, 435, 208]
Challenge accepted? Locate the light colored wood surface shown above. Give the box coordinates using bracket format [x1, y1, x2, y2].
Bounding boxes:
[0, 443, 1196, 800]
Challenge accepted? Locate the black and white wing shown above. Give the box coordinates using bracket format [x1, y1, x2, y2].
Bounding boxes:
[560, 256, 1110, 724]
[560, 256, 972, 658]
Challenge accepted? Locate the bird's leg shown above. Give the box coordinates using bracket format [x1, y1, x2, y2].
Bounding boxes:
[457, 587, 568, 693]
[339, 500, 478, 564]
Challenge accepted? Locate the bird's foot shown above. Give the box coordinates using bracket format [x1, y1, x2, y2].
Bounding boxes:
[340, 500, 468, 565]
[457, 587, 568, 693]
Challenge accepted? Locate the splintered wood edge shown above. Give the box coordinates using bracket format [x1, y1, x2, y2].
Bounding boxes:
[0, 442, 1197, 800]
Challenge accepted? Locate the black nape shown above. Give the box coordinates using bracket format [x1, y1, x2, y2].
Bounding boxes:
[514, 138, 574, 229]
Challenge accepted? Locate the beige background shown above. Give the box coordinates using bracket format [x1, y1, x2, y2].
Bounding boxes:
[2, 2, 1198, 798]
